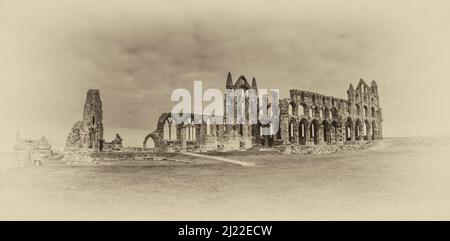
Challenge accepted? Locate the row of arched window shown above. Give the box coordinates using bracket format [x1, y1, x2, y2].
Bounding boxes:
[287, 118, 379, 144]
[298, 94, 345, 107]
[355, 105, 379, 119]
[162, 116, 253, 141]
[287, 103, 339, 120]
[288, 102, 382, 120]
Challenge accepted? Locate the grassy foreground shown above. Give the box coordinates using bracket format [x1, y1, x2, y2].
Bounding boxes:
[0, 136, 449, 220]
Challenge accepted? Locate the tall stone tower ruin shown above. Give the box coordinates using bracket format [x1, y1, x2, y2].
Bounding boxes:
[66, 89, 104, 151]
[82, 89, 104, 150]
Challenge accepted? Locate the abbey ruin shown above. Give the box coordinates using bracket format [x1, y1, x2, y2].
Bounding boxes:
[144, 73, 383, 152]
[65, 89, 122, 152]
[63, 73, 383, 155]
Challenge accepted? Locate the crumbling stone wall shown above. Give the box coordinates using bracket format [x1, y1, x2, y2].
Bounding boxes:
[82, 89, 104, 150]
[65, 89, 104, 151]
[103, 134, 123, 151]
[282, 78, 383, 146]
[145, 74, 383, 152]
[66, 121, 83, 148]
[145, 74, 257, 152]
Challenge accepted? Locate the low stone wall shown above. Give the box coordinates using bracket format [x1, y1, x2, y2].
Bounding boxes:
[62, 150, 190, 165]
[61, 140, 382, 166]
[278, 140, 378, 154]
[62, 149, 96, 165]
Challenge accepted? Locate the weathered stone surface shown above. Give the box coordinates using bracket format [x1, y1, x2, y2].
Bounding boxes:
[66, 121, 83, 148]
[103, 134, 123, 151]
[82, 89, 103, 151]
[144, 73, 384, 153]
[62, 149, 96, 165]
[65, 89, 104, 151]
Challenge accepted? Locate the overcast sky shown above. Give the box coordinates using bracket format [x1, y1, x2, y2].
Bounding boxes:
[1, 0, 449, 149]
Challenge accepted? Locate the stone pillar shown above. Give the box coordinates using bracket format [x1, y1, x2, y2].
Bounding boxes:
[305, 124, 314, 146]
[292, 122, 298, 144]
[264, 135, 270, 147]
[317, 125, 325, 144]
[196, 125, 202, 143]
[330, 127, 336, 144]
[351, 125, 356, 142]
[243, 123, 248, 137]
[356, 124, 362, 142]
[336, 127, 344, 144]
[379, 125, 383, 139]
[280, 117, 289, 144]
[180, 126, 186, 150]
[187, 125, 192, 140]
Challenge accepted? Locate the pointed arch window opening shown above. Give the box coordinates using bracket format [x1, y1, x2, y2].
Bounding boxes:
[289, 121, 295, 141]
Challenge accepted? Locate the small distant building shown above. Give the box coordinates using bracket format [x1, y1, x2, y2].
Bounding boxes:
[13, 132, 52, 155]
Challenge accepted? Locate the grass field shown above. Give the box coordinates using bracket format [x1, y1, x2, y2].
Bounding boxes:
[1, 136, 449, 220]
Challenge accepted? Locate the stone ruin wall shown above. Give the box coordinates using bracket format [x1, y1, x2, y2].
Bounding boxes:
[65, 89, 122, 153]
[82, 89, 104, 150]
[144, 112, 253, 152]
[145, 74, 384, 153]
[65, 89, 104, 151]
[278, 78, 383, 146]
